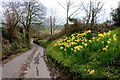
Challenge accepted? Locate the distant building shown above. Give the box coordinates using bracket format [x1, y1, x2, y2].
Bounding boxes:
[0, 24, 3, 28]
[0, 23, 6, 28]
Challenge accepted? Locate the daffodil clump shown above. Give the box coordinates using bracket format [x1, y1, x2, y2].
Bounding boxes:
[54, 30, 117, 54]
[47, 28, 120, 78]
[84, 69, 95, 74]
[54, 30, 92, 52]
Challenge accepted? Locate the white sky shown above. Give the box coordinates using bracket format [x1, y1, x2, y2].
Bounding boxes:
[40, 0, 120, 23]
[0, 0, 120, 24]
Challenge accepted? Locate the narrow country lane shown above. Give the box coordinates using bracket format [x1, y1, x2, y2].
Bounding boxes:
[24, 46, 51, 78]
[1, 44, 51, 78]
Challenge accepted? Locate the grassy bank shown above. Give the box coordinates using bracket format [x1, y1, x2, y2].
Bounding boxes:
[46, 28, 120, 79]
[34, 40, 51, 48]
[2, 26, 31, 59]
[2, 42, 31, 59]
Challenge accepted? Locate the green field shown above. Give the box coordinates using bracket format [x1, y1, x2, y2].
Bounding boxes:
[40, 30, 50, 33]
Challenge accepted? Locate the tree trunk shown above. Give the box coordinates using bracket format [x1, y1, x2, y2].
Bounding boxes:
[50, 16, 53, 35]
[26, 25, 31, 49]
[65, 6, 69, 33]
[90, 12, 95, 29]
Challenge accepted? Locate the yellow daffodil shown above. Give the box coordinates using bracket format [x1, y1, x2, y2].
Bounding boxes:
[92, 37, 96, 40]
[60, 47, 64, 49]
[54, 44, 57, 46]
[98, 33, 104, 37]
[74, 50, 77, 52]
[79, 45, 83, 48]
[87, 69, 90, 72]
[84, 69, 87, 71]
[108, 31, 111, 33]
[82, 42, 84, 44]
[84, 39, 87, 42]
[108, 39, 112, 41]
[103, 48, 107, 51]
[107, 41, 111, 44]
[107, 33, 110, 36]
[64, 49, 66, 51]
[89, 70, 95, 74]
[75, 39, 80, 42]
[113, 34, 117, 41]
[106, 45, 108, 48]
[89, 40, 92, 43]
[97, 39, 100, 41]
[113, 37, 117, 41]
[87, 30, 91, 33]
[102, 41, 104, 43]
[103, 32, 107, 37]
[84, 43, 87, 46]
[71, 48, 73, 50]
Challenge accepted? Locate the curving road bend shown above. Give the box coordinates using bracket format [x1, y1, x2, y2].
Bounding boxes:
[1, 44, 51, 79]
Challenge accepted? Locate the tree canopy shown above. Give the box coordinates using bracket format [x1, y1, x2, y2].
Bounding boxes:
[111, 8, 120, 26]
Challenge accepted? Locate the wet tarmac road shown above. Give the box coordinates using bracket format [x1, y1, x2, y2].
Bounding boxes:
[25, 45, 51, 78]
[1, 44, 51, 79]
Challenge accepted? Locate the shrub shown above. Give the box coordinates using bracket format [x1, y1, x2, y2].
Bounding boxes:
[2, 27, 28, 58]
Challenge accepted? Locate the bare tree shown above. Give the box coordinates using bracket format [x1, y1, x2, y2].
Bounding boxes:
[20, 1, 46, 48]
[50, 16, 53, 35]
[2, 2, 21, 42]
[49, 9, 57, 35]
[81, 0, 104, 28]
[58, 0, 80, 33]
[58, 0, 79, 24]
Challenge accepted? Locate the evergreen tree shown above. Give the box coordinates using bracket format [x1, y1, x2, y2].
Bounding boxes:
[111, 8, 120, 26]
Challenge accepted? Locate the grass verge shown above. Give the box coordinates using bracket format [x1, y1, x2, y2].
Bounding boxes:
[34, 40, 51, 48]
[46, 28, 120, 79]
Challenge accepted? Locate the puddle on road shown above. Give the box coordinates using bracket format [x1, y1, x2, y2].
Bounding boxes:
[34, 52, 40, 76]
[36, 65, 39, 76]
[34, 52, 40, 64]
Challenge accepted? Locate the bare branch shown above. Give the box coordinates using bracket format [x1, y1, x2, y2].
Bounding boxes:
[57, 2, 66, 10]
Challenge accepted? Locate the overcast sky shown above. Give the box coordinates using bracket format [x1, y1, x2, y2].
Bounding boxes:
[0, 0, 120, 24]
[40, 0, 120, 24]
